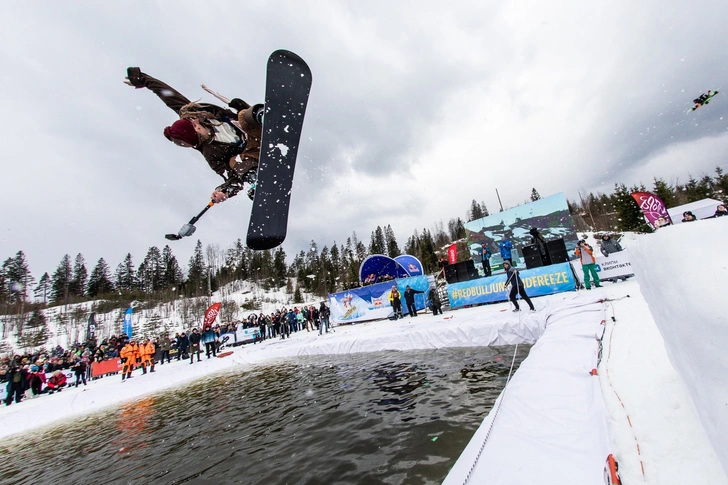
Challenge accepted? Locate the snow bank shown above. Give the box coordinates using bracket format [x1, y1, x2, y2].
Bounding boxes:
[629, 217, 728, 476]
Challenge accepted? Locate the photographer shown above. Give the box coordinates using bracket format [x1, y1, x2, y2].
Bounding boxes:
[575, 240, 602, 290]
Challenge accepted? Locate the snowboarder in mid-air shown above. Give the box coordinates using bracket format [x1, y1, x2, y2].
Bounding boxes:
[688, 90, 719, 112]
[124, 67, 263, 203]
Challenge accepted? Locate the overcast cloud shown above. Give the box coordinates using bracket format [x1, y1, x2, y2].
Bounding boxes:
[1, 1, 727, 279]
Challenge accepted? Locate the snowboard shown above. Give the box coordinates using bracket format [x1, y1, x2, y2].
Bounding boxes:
[687, 90, 719, 113]
[246, 50, 312, 250]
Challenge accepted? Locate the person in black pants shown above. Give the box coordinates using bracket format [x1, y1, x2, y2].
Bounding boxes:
[503, 260, 535, 312]
[481, 245, 492, 277]
[188, 329, 202, 364]
[404, 285, 425, 317]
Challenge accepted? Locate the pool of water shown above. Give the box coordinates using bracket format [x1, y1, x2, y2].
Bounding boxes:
[0, 346, 529, 484]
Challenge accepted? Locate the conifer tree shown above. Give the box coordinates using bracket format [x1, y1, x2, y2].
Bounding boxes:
[34, 272, 52, 304]
[467, 199, 485, 221]
[530, 188, 541, 201]
[161, 245, 184, 290]
[187, 240, 207, 296]
[6, 251, 34, 305]
[385, 225, 401, 257]
[69, 253, 88, 297]
[51, 254, 73, 304]
[115, 253, 136, 292]
[273, 247, 287, 287]
[652, 177, 676, 208]
[613, 183, 651, 232]
[87, 258, 114, 298]
[369, 226, 386, 255]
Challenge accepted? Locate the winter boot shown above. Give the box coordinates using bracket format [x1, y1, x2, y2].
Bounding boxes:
[243, 170, 258, 201]
[126, 372, 133, 379]
[150, 365, 155, 373]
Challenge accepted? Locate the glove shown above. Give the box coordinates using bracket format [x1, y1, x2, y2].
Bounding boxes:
[178, 223, 197, 238]
[228, 98, 250, 111]
[125, 67, 144, 88]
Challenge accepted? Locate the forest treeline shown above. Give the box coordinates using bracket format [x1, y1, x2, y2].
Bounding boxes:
[1, 167, 725, 319]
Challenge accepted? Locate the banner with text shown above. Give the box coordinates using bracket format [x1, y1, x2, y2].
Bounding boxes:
[447, 262, 577, 308]
[329, 275, 430, 324]
[572, 249, 634, 282]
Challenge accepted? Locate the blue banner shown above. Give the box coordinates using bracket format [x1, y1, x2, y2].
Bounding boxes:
[123, 307, 133, 338]
[447, 262, 576, 308]
[329, 275, 431, 324]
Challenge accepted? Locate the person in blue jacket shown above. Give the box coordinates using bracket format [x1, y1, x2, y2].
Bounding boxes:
[499, 239, 513, 265]
[201, 326, 217, 358]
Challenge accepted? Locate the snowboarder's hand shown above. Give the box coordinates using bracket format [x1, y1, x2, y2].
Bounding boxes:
[211, 190, 228, 203]
[125, 67, 144, 88]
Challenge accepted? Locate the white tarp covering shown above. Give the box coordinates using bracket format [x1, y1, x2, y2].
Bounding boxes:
[443, 295, 612, 485]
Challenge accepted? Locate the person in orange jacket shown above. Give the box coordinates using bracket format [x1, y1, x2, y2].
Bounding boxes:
[120, 339, 140, 381]
[575, 240, 602, 290]
[140, 339, 156, 374]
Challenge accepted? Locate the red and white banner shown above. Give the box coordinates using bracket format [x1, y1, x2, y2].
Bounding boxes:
[631, 191, 673, 229]
[447, 244, 458, 265]
[203, 302, 222, 328]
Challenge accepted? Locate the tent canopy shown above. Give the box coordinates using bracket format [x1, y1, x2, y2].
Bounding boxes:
[668, 198, 724, 223]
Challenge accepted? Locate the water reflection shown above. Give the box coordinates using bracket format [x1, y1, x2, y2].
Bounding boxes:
[0, 346, 529, 485]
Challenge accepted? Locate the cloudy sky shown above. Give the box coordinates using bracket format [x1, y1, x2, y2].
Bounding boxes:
[2, 1, 727, 279]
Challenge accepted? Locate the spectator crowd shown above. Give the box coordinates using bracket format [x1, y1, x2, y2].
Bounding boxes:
[2, 302, 332, 406]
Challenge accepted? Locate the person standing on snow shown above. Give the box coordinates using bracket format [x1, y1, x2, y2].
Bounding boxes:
[319, 302, 331, 335]
[404, 285, 425, 317]
[428, 287, 443, 316]
[188, 329, 202, 364]
[481, 245, 492, 277]
[499, 239, 513, 266]
[575, 240, 602, 290]
[140, 339, 156, 374]
[124, 67, 263, 204]
[120, 339, 140, 381]
[599, 234, 623, 257]
[502, 260, 535, 312]
[201, 326, 217, 359]
[389, 286, 403, 320]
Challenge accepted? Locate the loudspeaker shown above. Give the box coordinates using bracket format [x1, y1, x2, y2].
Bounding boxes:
[523, 244, 544, 269]
[466, 260, 480, 280]
[444, 264, 459, 284]
[546, 239, 569, 264]
[455, 261, 470, 282]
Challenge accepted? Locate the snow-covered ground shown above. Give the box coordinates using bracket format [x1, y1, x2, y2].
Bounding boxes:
[1, 222, 727, 485]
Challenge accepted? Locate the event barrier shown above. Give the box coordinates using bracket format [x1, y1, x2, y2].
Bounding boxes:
[91, 358, 122, 377]
[329, 275, 430, 324]
[572, 248, 634, 284]
[447, 262, 577, 308]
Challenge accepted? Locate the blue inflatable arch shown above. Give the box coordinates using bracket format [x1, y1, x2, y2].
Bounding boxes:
[359, 255, 410, 285]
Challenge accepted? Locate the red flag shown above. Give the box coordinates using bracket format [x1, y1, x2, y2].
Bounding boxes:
[203, 302, 222, 328]
[447, 244, 457, 265]
[630, 191, 673, 229]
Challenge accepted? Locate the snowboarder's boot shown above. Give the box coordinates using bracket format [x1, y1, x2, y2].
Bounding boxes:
[243, 170, 258, 201]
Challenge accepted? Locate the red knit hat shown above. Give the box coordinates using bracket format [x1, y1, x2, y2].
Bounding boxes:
[163, 119, 198, 147]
